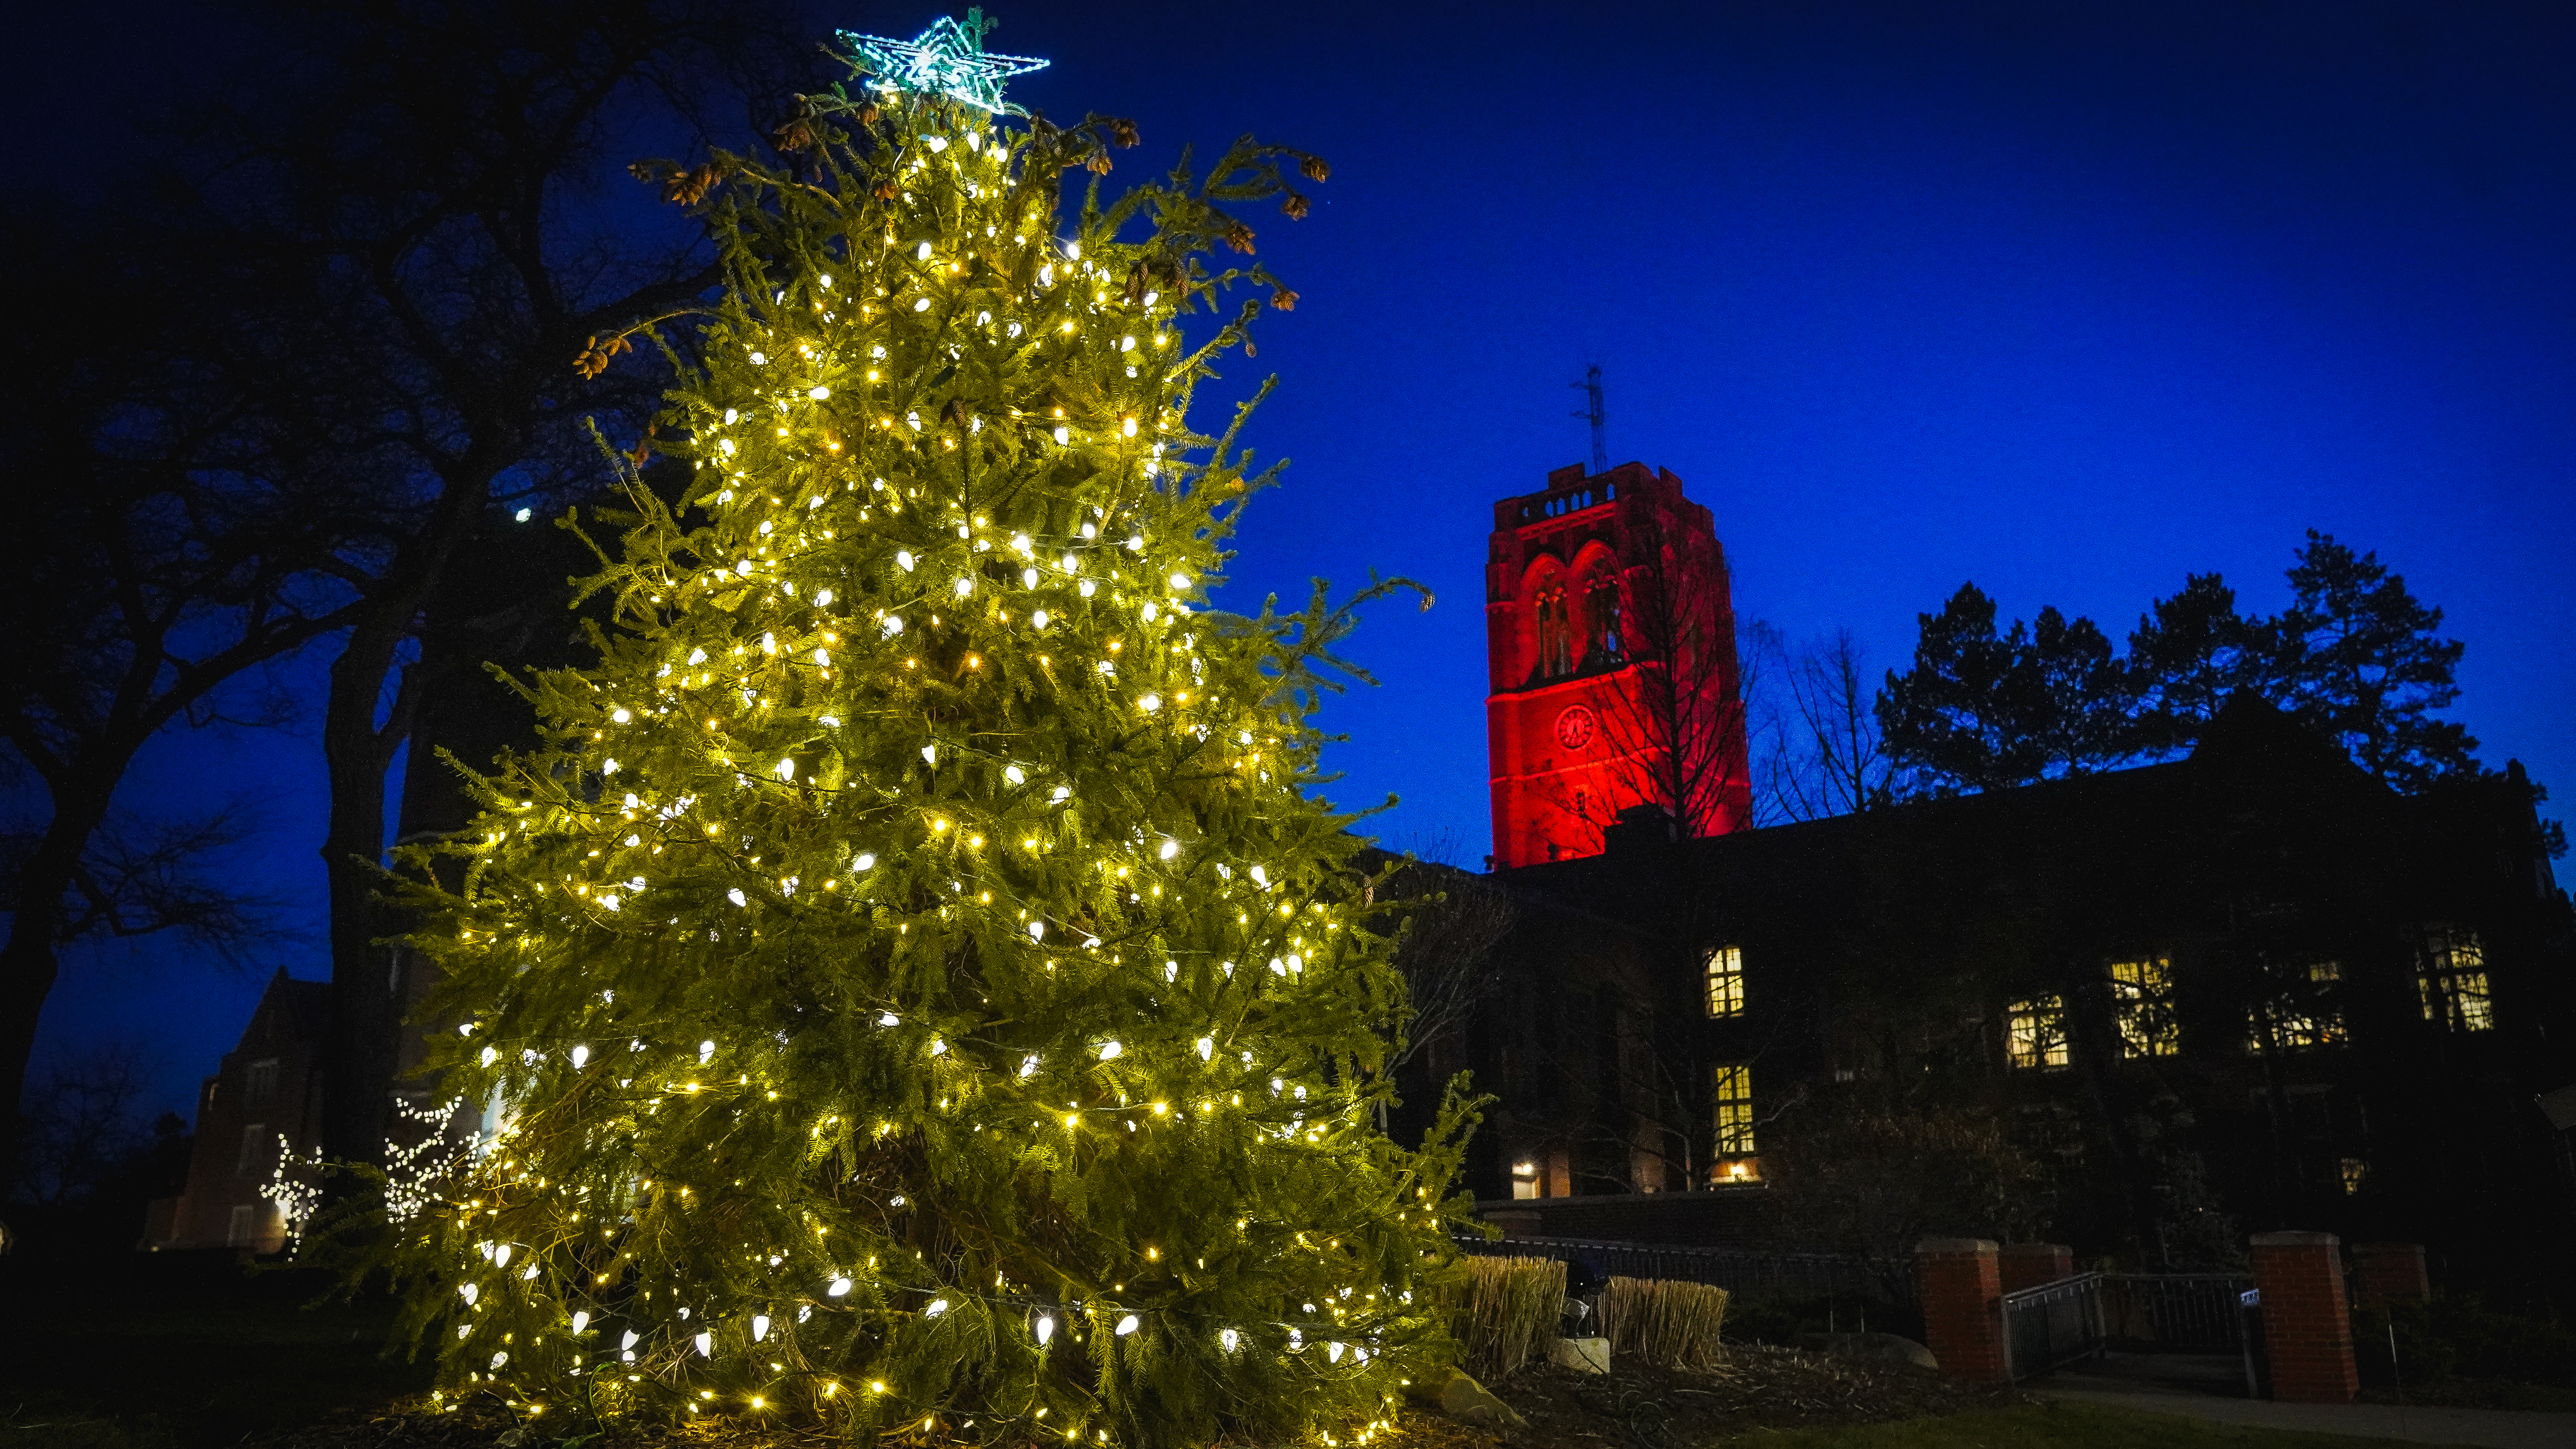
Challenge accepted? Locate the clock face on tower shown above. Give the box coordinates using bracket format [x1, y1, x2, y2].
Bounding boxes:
[1554, 704, 1598, 751]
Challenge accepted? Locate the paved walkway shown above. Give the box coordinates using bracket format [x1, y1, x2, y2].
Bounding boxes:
[2026, 1384, 2576, 1449]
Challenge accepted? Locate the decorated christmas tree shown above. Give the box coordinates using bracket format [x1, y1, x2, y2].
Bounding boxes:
[371, 12, 1474, 1446]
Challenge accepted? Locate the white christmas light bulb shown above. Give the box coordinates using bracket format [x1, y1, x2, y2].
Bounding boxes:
[571, 1311, 589, 1334]
[926, 1299, 950, 1317]
[856, 853, 876, 870]
[1036, 1314, 1054, 1344]
[699, 1040, 716, 1064]
[459, 1282, 479, 1305]
[828, 1277, 853, 1297]
[1196, 1037, 1213, 1061]
[1099, 1040, 1121, 1060]
[1158, 839, 1179, 860]
[1115, 1314, 1140, 1336]
[622, 1330, 640, 1349]
[570, 1045, 589, 1069]
[753, 1315, 771, 1341]
[694, 1332, 712, 1357]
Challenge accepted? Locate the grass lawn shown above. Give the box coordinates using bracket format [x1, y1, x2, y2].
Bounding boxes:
[1736, 1400, 2402, 1448]
[0, 1251, 431, 1449]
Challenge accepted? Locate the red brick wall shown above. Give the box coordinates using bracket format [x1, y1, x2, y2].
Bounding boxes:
[1999, 1243, 2073, 1294]
[2251, 1231, 2358, 1403]
[1916, 1238, 2008, 1382]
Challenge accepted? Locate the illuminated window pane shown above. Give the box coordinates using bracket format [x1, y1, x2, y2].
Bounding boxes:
[1704, 945, 1745, 1019]
[2008, 997, 2069, 1070]
[1713, 1064, 1756, 1154]
[2108, 958, 2180, 1058]
[1510, 1158, 1539, 1201]
[2339, 1157, 2369, 1195]
[2416, 926, 2494, 1033]
[2254, 961, 2346, 1052]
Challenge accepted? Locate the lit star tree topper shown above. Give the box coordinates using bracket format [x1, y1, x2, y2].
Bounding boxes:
[319, 18, 1479, 1449]
[838, 8, 1048, 115]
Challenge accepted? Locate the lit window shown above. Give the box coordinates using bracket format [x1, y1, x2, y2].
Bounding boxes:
[2339, 1157, 2369, 1195]
[2251, 961, 2345, 1052]
[2008, 997, 2069, 1070]
[1510, 1159, 1539, 1201]
[1713, 1064, 1755, 1154]
[1704, 946, 1745, 1018]
[2416, 926, 2492, 1032]
[2108, 958, 2179, 1058]
[237, 1123, 268, 1177]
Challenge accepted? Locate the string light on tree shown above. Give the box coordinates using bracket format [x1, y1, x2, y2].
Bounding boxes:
[317, 13, 1475, 1449]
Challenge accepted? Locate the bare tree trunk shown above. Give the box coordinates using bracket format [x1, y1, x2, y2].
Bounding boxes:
[0, 788, 111, 1127]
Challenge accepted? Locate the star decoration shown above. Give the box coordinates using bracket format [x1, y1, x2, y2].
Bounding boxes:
[838, 9, 1049, 116]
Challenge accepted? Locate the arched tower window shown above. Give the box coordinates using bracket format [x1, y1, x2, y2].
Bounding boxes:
[1584, 575, 1622, 666]
[1534, 588, 1573, 679]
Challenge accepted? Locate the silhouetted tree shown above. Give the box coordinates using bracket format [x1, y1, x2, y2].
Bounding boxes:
[0, 215, 361, 1126]
[2271, 530, 2475, 793]
[1878, 584, 2129, 795]
[1581, 503, 1755, 839]
[1753, 624, 1893, 822]
[2123, 572, 2265, 758]
[179, 0, 809, 1163]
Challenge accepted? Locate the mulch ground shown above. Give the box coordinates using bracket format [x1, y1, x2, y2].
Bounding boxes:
[1409, 1345, 2026, 1447]
[247, 1345, 2023, 1448]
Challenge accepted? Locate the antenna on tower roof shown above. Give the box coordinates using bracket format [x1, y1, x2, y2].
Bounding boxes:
[1571, 364, 1607, 476]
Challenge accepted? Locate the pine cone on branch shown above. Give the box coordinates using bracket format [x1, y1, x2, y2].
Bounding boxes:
[1108, 118, 1140, 148]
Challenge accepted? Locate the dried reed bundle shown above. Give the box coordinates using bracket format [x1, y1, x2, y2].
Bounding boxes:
[1437, 1254, 1567, 1380]
[1599, 1275, 1730, 1369]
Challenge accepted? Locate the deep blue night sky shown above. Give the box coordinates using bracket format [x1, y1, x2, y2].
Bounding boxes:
[17, 1, 2575, 1124]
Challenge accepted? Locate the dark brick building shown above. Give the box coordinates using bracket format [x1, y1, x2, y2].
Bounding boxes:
[142, 970, 330, 1251]
[1406, 693, 2575, 1298]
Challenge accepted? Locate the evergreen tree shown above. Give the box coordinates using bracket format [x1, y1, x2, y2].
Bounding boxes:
[2272, 530, 2474, 792]
[2123, 572, 2262, 758]
[1877, 584, 2129, 794]
[362, 26, 1472, 1446]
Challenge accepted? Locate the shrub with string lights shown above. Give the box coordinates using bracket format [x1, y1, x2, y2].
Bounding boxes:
[366, 14, 1479, 1446]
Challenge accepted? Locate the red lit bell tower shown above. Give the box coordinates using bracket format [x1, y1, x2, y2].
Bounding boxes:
[1486, 461, 1752, 869]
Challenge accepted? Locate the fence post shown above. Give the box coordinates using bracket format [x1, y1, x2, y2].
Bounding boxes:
[2249, 1231, 2358, 1403]
[1999, 1243, 2074, 1294]
[2351, 1242, 2429, 1310]
[1916, 1237, 2009, 1382]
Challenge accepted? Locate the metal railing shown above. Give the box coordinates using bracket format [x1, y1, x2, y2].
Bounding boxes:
[2100, 1273, 2257, 1352]
[2004, 1272, 2109, 1379]
[1456, 1234, 1899, 1303]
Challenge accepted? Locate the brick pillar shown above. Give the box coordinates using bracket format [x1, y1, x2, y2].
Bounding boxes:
[2250, 1231, 2358, 1403]
[2351, 1242, 2429, 1310]
[1999, 1242, 2074, 1294]
[1916, 1237, 2008, 1382]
